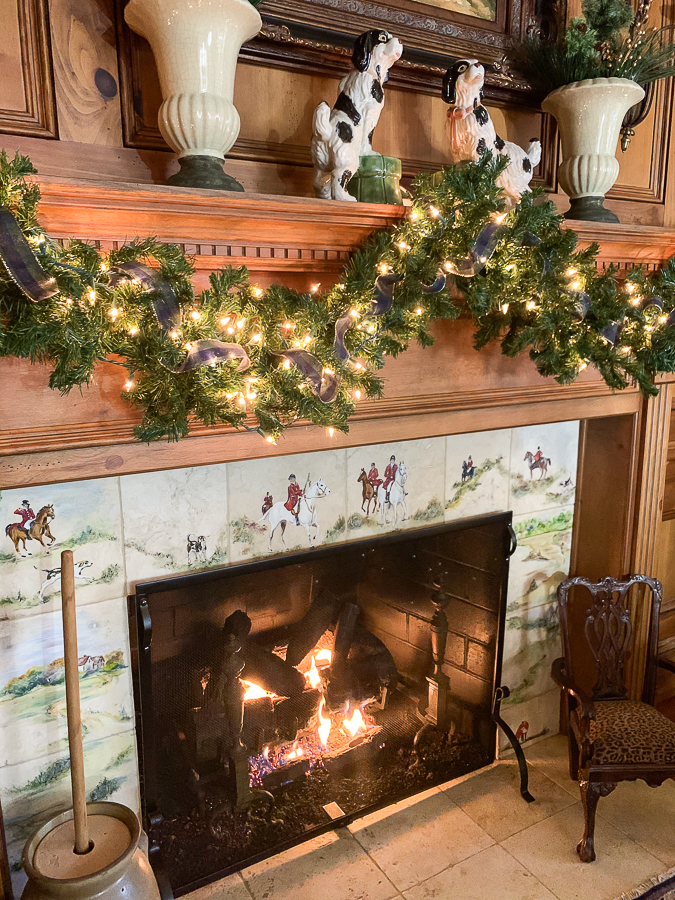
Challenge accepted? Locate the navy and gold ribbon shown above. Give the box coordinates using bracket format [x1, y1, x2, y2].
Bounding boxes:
[0, 209, 58, 302]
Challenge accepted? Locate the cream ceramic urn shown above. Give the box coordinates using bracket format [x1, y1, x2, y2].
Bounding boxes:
[124, 0, 262, 191]
[542, 77, 645, 223]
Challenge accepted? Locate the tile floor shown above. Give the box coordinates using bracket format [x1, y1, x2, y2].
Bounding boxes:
[186, 735, 675, 900]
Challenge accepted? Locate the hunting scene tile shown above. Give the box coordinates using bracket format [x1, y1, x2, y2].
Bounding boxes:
[498, 688, 561, 755]
[346, 437, 445, 538]
[501, 603, 561, 708]
[445, 429, 511, 522]
[508, 422, 579, 515]
[507, 508, 573, 616]
[120, 464, 229, 586]
[0, 480, 125, 616]
[1, 730, 139, 896]
[0, 597, 134, 768]
[227, 450, 347, 562]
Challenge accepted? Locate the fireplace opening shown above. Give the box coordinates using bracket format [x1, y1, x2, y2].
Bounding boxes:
[130, 513, 513, 896]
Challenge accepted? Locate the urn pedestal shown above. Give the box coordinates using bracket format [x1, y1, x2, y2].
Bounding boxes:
[542, 77, 645, 223]
[124, 0, 262, 191]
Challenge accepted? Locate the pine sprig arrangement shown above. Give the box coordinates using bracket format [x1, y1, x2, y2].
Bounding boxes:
[2, 149, 675, 444]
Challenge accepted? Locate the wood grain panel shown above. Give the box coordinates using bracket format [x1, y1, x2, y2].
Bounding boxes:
[48, 0, 123, 145]
[0, 0, 57, 138]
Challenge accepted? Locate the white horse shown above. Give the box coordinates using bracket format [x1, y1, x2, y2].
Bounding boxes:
[259, 479, 331, 551]
[382, 461, 407, 527]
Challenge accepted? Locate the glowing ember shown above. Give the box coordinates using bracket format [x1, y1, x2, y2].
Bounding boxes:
[242, 680, 274, 701]
[314, 649, 332, 664]
[317, 696, 332, 747]
[343, 707, 366, 738]
[306, 658, 322, 689]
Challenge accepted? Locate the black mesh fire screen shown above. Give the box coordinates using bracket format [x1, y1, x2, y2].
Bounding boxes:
[129, 513, 513, 896]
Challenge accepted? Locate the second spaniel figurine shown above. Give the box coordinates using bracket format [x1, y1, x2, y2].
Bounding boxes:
[442, 59, 542, 206]
[311, 30, 403, 201]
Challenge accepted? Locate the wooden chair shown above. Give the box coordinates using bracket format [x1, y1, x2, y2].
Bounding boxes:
[553, 575, 675, 862]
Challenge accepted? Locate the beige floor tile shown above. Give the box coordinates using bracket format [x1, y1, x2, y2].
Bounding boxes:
[403, 844, 557, 900]
[349, 787, 494, 891]
[502, 803, 666, 900]
[186, 873, 251, 900]
[443, 760, 577, 841]
[526, 733, 579, 797]
[241, 829, 400, 900]
[597, 778, 675, 865]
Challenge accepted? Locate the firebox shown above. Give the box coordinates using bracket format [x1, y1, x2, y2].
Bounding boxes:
[129, 513, 515, 897]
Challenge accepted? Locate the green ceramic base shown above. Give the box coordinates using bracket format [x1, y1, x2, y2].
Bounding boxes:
[167, 155, 244, 192]
[347, 154, 403, 205]
[564, 196, 619, 223]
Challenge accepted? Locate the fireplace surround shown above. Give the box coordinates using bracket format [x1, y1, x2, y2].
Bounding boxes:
[130, 514, 514, 896]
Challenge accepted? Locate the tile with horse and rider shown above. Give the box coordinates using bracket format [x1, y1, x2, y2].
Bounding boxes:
[345, 437, 446, 538]
[445, 428, 511, 523]
[0, 479, 125, 616]
[120, 463, 230, 587]
[508, 422, 579, 516]
[227, 449, 348, 562]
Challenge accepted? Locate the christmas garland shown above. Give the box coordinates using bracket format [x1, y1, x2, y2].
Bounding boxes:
[2, 149, 675, 444]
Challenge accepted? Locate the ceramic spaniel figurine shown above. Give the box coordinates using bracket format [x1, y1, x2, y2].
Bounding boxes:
[311, 30, 403, 201]
[442, 60, 542, 206]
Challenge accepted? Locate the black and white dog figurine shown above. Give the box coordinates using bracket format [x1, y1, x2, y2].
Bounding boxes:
[442, 60, 541, 206]
[311, 30, 403, 201]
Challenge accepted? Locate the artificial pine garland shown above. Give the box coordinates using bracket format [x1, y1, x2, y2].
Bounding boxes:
[2, 150, 675, 444]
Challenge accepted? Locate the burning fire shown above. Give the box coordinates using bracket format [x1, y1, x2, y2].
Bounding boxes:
[242, 680, 276, 701]
[343, 706, 367, 738]
[306, 658, 322, 689]
[304, 649, 332, 689]
[317, 696, 332, 747]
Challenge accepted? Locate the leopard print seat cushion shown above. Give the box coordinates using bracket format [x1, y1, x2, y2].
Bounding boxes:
[572, 700, 675, 766]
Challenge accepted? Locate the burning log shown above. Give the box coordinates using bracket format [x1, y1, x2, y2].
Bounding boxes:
[243, 643, 306, 698]
[328, 626, 398, 706]
[332, 602, 360, 669]
[285, 589, 341, 667]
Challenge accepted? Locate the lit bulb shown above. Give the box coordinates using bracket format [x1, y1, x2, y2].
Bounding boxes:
[170, 330, 179, 339]
[354, 390, 362, 400]
[283, 321, 295, 330]
[492, 211, 508, 224]
[283, 359, 291, 369]
[350, 309, 360, 318]
[501, 303, 509, 314]
[429, 206, 440, 217]
[397, 241, 410, 251]
[87, 287, 96, 302]
[109, 307, 119, 319]
[328, 427, 335, 437]
[124, 380, 134, 391]
[578, 361, 587, 371]
[247, 392, 257, 400]
[570, 280, 582, 291]
[630, 296, 641, 306]
[505, 264, 516, 272]
[354, 362, 363, 370]
[443, 262, 453, 272]
[100, 263, 108, 272]
[566, 268, 577, 278]
[238, 396, 246, 406]
[659, 315, 667, 324]
[65, 298, 73, 306]
[266, 435, 276, 444]
[220, 315, 231, 326]
[303, 334, 311, 345]
[368, 325, 376, 333]
[128, 325, 138, 335]
[252, 332, 261, 342]
[324, 367, 334, 375]
[526, 300, 536, 310]
[226, 392, 236, 399]
[311, 284, 321, 293]
[227, 326, 235, 334]
[184, 342, 193, 350]
[236, 318, 245, 329]
[410, 211, 419, 221]
[253, 287, 264, 297]
[415, 308, 423, 315]
[378, 263, 390, 274]
[625, 282, 637, 293]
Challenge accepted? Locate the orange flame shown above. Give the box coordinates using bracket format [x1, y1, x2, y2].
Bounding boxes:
[285, 741, 304, 761]
[317, 696, 332, 747]
[343, 707, 366, 737]
[314, 649, 332, 665]
[306, 657, 322, 689]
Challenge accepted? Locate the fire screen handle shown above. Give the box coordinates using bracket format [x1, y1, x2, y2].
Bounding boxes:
[507, 524, 518, 557]
[492, 686, 535, 803]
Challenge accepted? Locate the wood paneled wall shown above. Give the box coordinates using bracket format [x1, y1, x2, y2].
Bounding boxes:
[0, 0, 673, 223]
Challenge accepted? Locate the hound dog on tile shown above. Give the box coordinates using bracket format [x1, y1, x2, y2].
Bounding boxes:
[442, 59, 542, 206]
[311, 29, 403, 201]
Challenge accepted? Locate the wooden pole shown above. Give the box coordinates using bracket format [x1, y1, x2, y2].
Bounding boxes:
[60, 550, 90, 854]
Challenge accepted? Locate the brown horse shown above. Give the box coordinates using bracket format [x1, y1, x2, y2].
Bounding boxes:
[5, 505, 56, 554]
[524, 452, 551, 480]
[358, 469, 380, 516]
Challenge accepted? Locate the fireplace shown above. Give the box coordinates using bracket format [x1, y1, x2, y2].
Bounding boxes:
[130, 513, 514, 896]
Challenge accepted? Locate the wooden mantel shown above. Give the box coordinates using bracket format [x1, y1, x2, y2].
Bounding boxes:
[2, 178, 675, 492]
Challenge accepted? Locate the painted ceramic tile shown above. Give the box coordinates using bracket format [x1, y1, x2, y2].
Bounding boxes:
[120, 464, 229, 586]
[228, 450, 347, 562]
[1, 730, 139, 896]
[445, 429, 511, 522]
[501, 601, 561, 706]
[507, 507, 574, 616]
[345, 437, 445, 538]
[509, 421, 579, 515]
[0, 480, 125, 615]
[0, 597, 134, 768]
[498, 688, 561, 755]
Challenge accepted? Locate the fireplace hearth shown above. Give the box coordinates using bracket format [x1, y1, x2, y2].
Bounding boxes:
[130, 514, 514, 897]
